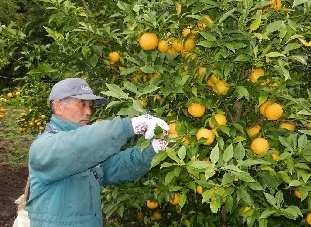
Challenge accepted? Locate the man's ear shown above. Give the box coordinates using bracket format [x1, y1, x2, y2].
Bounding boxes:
[52, 100, 63, 116]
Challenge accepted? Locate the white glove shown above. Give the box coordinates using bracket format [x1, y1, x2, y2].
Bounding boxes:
[152, 139, 169, 153]
[131, 114, 169, 139]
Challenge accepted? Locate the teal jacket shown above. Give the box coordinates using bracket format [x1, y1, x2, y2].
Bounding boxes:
[26, 115, 156, 226]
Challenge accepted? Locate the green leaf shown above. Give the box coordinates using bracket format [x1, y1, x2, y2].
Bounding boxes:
[142, 84, 159, 95]
[205, 168, 216, 180]
[140, 66, 156, 73]
[298, 135, 308, 149]
[223, 144, 234, 163]
[237, 188, 253, 206]
[236, 86, 249, 100]
[264, 193, 276, 207]
[234, 142, 246, 160]
[120, 67, 137, 76]
[132, 100, 145, 113]
[265, 52, 286, 58]
[210, 144, 220, 164]
[278, 171, 291, 183]
[233, 55, 251, 62]
[199, 32, 217, 42]
[192, 161, 209, 169]
[177, 146, 186, 161]
[103, 84, 130, 100]
[249, 16, 261, 32]
[288, 55, 307, 65]
[265, 21, 283, 34]
[167, 147, 180, 164]
[210, 198, 220, 213]
[234, 172, 256, 183]
[278, 136, 294, 151]
[281, 206, 303, 219]
[179, 194, 187, 208]
[293, 0, 309, 7]
[247, 182, 264, 191]
[289, 180, 302, 187]
[151, 151, 168, 168]
[218, 8, 236, 24]
[260, 209, 277, 219]
[123, 81, 140, 95]
[237, 159, 270, 167]
[165, 170, 176, 185]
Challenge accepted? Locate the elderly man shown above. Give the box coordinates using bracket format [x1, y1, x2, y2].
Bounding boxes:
[26, 78, 169, 226]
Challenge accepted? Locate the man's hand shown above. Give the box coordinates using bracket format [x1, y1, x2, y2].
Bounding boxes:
[151, 138, 169, 153]
[131, 114, 169, 139]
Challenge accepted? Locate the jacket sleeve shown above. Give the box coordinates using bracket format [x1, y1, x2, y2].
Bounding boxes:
[29, 117, 134, 184]
[97, 145, 156, 185]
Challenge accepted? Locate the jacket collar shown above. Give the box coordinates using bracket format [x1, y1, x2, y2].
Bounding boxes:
[50, 114, 83, 132]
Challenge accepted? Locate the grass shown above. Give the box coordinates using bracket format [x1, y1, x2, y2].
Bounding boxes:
[0, 105, 33, 165]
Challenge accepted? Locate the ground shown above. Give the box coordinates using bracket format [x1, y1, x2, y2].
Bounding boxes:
[0, 164, 28, 226]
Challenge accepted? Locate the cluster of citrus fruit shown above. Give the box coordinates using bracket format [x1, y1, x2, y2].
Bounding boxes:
[0, 92, 20, 120]
[186, 102, 228, 146]
[206, 74, 230, 95]
[18, 112, 46, 133]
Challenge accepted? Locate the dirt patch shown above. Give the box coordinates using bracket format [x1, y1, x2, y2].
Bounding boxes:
[0, 164, 28, 226]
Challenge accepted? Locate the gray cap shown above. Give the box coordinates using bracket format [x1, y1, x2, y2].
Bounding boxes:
[49, 78, 109, 104]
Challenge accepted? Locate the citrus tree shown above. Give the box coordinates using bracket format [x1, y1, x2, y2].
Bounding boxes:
[6, 0, 311, 226]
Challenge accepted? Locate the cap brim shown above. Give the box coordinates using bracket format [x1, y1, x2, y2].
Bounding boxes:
[70, 94, 109, 105]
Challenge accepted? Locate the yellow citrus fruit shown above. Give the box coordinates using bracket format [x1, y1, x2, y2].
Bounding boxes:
[137, 211, 144, 220]
[196, 185, 203, 195]
[7, 93, 13, 98]
[196, 128, 215, 145]
[210, 74, 219, 84]
[183, 38, 196, 51]
[243, 206, 251, 213]
[259, 101, 271, 116]
[251, 138, 270, 154]
[109, 51, 120, 63]
[197, 15, 213, 30]
[168, 122, 177, 135]
[270, 0, 282, 10]
[39, 126, 45, 131]
[0, 114, 4, 119]
[272, 153, 279, 161]
[151, 211, 162, 220]
[167, 47, 178, 55]
[294, 188, 301, 199]
[247, 125, 261, 137]
[249, 68, 265, 83]
[306, 212, 311, 225]
[146, 200, 159, 209]
[158, 40, 169, 53]
[141, 99, 147, 108]
[279, 121, 296, 132]
[15, 91, 21, 96]
[213, 80, 230, 95]
[181, 137, 190, 144]
[264, 103, 283, 120]
[206, 74, 219, 87]
[139, 33, 158, 50]
[188, 103, 205, 117]
[172, 39, 183, 52]
[209, 113, 227, 129]
[0, 107, 6, 113]
[197, 66, 206, 77]
[182, 26, 192, 37]
[169, 193, 180, 205]
[40, 115, 46, 119]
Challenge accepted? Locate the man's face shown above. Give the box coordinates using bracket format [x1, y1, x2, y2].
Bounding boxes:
[53, 98, 93, 125]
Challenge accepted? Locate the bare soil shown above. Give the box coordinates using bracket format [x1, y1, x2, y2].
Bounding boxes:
[0, 164, 28, 226]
